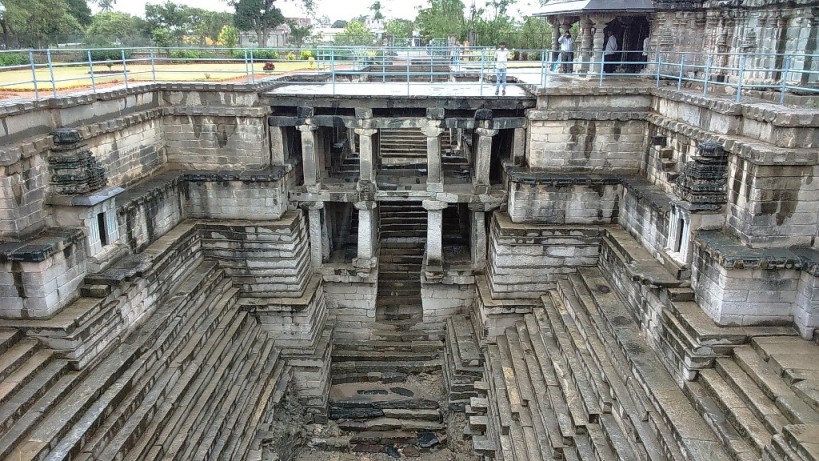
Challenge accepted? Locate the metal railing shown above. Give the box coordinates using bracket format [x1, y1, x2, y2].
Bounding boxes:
[0, 46, 816, 104]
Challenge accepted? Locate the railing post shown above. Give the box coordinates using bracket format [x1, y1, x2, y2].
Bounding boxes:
[121, 48, 129, 89]
[677, 53, 685, 91]
[406, 49, 410, 96]
[480, 48, 485, 97]
[541, 49, 546, 87]
[656, 51, 662, 88]
[150, 48, 157, 83]
[244, 49, 249, 80]
[598, 52, 605, 87]
[779, 55, 791, 105]
[250, 49, 255, 83]
[29, 50, 39, 100]
[87, 50, 97, 94]
[331, 48, 336, 96]
[46, 49, 57, 97]
[736, 53, 746, 103]
[703, 54, 712, 96]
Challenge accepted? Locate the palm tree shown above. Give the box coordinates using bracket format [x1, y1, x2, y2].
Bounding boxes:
[96, 0, 116, 12]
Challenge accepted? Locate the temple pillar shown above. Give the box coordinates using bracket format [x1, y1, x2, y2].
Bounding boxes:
[474, 128, 498, 187]
[590, 15, 612, 75]
[298, 124, 320, 188]
[550, 17, 561, 63]
[469, 207, 487, 271]
[306, 202, 326, 269]
[353, 200, 378, 277]
[512, 127, 526, 165]
[421, 123, 445, 192]
[579, 17, 594, 74]
[422, 200, 448, 269]
[355, 128, 378, 183]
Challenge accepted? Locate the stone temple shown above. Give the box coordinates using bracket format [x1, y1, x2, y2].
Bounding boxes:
[1, 1, 818, 460]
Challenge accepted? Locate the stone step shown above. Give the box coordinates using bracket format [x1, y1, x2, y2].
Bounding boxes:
[0, 357, 68, 436]
[334, 340, 442, 353]
[331, 360, 441, 374]
[576, 267, 731, 461]
[715, 357, 792, 435]
[699, 367, 775, 455]
[0, 338, 40, 382]
[332, 372, 408, 385]
[0, 329, 22, 355]
[732, 346, 819, 426]
[337, 417, 445, 432]
[0, 349, 53, 406]
[332, 349, 439, 362]
[683, 380, 758, 461]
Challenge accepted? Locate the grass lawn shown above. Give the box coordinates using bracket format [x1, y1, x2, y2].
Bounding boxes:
[0, 62, 320, 91]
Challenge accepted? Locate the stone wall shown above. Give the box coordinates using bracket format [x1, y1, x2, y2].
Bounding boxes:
[486, 212, 601, 299]
[618, 181, 673, 259]
[506, 177, 621, 224]
[323, 272, 378, 341]
[421, 274, 476, 336]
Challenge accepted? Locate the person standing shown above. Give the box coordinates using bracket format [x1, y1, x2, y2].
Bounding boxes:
[604, 30, 618, 73]
[494, 42, 510, 95]
[558, 31, 574, 73]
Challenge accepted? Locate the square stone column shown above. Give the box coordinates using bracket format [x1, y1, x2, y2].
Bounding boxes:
[421, 123, 445, 192]
[512, 127, 526, 165]
[269, 127, 286, 165]
[298, 124, 320, 188]
[355, 128, 377, 183]
[306, 202, 326, 269]
[470, 208, 487, 271]
[422, 200, 448, 269]
[474, 128, 498, 187]
[353, 200, 378, 277]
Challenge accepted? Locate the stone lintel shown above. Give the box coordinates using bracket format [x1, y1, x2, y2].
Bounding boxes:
[427, 108, 445, 120]
[297, 123, 318, 132]
[354, 107, 374, 119]
[46, 185, 125, 207]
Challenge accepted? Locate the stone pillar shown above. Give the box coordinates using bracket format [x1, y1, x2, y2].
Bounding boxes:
[550, 17, 561, 63]
[474, 128, 498, 187]
[353, 200, 378, 276]
[355, 128, 377, 183]
[298, 124, 320, 188]
[348, 128, 357, 156]
[580, 17, 594, 74]
[421, 123, 445, 192]
[469, 206, 487, 271]
[270, 127, 286, 165]
[306, 202, 325, 269]
[512, 127, 526, 165]
[422, 200, 448, 269]
[590, 15, 611, 75]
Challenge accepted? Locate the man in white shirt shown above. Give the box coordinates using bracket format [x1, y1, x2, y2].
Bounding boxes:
[558, 31, 574, 73]
[604, 30, 618, 73]
[494, 42, 509, 96]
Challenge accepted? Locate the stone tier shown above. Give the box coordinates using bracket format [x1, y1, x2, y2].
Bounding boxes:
[442, 316, 484, 411]
[0, 260, 290, 460]
[685, 336, 819, 461]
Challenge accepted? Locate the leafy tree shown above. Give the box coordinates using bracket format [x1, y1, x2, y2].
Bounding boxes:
[513, 16, 551, 50]
[145, 1, 191, 44]
[86, 11, 148, 46]
[2, 0, 81, 47]
[217, 24, 239, 47]
[287, 19, 312, 48]
[230, 0, 285, 47]
[416, 0, 465, 41]
[333, 20, 374, 46]
[194, 11, 232, 45]
[331, 19, 348, 29]
[67, 0, 92, 28]
[370, 1, 384, 21]
[385, 19, 413, 39]
[151, 27, 174, 47]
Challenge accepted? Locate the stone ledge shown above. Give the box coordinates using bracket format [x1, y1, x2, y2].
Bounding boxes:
[527, 110, 649, 121]
[0, 228, 85, 263]
[162, 106, 270, 117]
[648, 113, 819, 165]
[694, 230, 819, 275]
[536, 86, 654, 97]
[505, 166, 626, 186]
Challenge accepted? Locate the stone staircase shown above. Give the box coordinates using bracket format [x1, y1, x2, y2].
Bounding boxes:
[685, 336, 819, 461]
[379, 127, 454, 168]
[0, 260, 291, 461]
[475, 266, 733, 461]
[377, 201, 427, 323]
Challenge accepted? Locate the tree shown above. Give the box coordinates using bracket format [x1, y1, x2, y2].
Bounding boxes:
[416, 0, 465, 41]
[2, 0, 81, 47]
[334, 20, 373, 46]
[86, 11, 148, 46]
[369, 1, 383, 21]
[94, 0, 116, 12]
[67, 0, 92, 28]
[287, 19, 312, 48]
[331, 19, 347, 29]
[385, 18, 413, 39]
[230, 0, 285, 47]
[145, 1, 191, 45]
[194, 11, 232, 45]
[218, 24, 239, 47]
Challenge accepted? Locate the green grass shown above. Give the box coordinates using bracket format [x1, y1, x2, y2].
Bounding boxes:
[0, 62, 319, 91]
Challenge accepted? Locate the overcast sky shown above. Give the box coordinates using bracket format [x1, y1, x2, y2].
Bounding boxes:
[103, 0, 543, 22]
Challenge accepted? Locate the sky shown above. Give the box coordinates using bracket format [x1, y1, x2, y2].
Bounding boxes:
[104, 0, 543, 22]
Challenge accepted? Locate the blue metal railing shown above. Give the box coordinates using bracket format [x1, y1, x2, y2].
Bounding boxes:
[0, 46, 816, 104]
